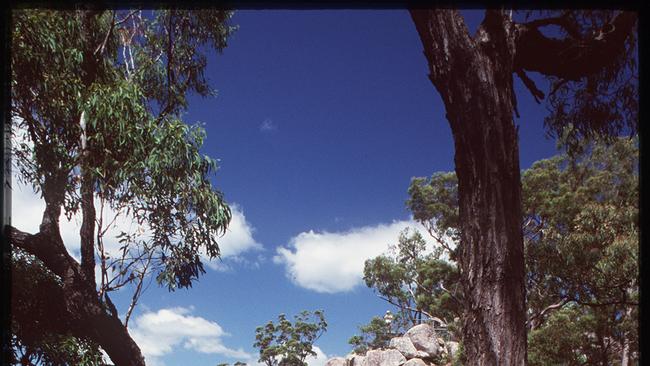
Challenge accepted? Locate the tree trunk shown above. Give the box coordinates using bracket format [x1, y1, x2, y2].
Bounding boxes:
[409, 9, 635, 365]
[9, 160, 146, 365]
[79, 110, 97, 285]
[410, 9, 526, 365]
[620, 306, 633, 366]
[8, 225, 147, 366]
[78, 8, 98, 285]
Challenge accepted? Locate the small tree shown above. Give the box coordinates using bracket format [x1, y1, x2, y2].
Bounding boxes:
[348, 313, 406, 355]
[253, 310, 327, 366]
[363, 228, 462, 328]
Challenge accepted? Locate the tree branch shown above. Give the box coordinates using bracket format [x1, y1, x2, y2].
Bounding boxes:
[515, 70, 545, 103]
[94, 11, 116, 56]
[7, 225, 146, 366]
[124, 251, 153, 328]
[377, 295, 434, 321]
[514, 11, 637, 81]
[527, 298, 571, 330]
[524, 12, 583, 40]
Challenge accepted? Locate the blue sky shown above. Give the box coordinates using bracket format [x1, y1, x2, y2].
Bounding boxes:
[13, 9, 560, 366]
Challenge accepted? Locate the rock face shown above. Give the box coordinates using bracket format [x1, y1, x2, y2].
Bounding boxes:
[403, 359, 428, 366]
[325, 357, 348, 366]
[363, 349, 406, 366]
[346, 354, 366, 366]
[405, 324, 440, 357]
[389, 336, 418, 359]
[446, 341, 460, 358]
[325, 323, 454, 366]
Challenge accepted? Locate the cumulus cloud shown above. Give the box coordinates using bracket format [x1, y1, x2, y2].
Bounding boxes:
[10, 173, 85, 261]
[274, 220, 447, 293]
[10, 171, 261, 272]
[306, 346, 330, 366]
[129, 307, 252, 366]
[203, 204, 263, 270]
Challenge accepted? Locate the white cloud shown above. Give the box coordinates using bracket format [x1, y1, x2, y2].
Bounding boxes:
[10, 169, 261, 273]
[259, 118, 277, 132]
[306, 346, 330, 366]
[203, 204, 263, 270]
[130, 307, 252, 365]
[10, 173, 85, 261]
[274, 220, 447, 293]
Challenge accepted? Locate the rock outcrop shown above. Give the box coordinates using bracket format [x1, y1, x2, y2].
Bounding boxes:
[325, 357, 348, 366]
[326, 323, 456, 366]
[389, 336, 418, 359]
[364, 349, 406, 366]
[405, 324, 441, 357]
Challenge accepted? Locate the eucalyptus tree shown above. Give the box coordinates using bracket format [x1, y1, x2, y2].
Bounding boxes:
[362, 228, 462, 329]
[253, 310, 327, 366]
[407, 137, 638, 365]
[409, 9, 637, 364]
[10, 8, 235, 365]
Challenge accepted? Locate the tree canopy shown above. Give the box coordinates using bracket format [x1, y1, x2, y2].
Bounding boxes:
[9, 8, 236, 365]
[406, 136, 638, 365]
[362, 228, 462, 330]
[253, 310, 327, 366]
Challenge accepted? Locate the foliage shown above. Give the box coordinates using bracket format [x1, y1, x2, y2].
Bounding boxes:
[10, 8, 236, 363]
[347, 315, 399, 355]
[528, 306, 600, 366]
[523, 135, 638, 316]
[407, 173, 459, 259]
[352, 228, 463, 355]
[253, 310, 327, 366]
[10, 250, 104, 366]
[12, 7, 235, 291]
[363, 228, 462, 329]
[405, 136, 638, 364]
[526, 11, 639, 151]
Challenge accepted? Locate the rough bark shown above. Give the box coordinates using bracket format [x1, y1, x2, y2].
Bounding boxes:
[409, 9, 636, 366]
[78, 8, 99, 284]
[620, 306, 633, 366]
[410, 9, 525, 365]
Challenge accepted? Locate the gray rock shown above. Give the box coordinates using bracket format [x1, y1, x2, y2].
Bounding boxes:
[363, 349, 406, 366]
[403, 359, 428, 366]
[446, 341, 460, 357]
[405, 324, 440, 356]
[347, 354, 366, 366]
[415, 351, 430, 359]
[325, 357, 348, 366]
[389, 336, 418, 359]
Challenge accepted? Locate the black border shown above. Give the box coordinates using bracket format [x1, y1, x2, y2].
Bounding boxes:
[1, 2, 645, 365]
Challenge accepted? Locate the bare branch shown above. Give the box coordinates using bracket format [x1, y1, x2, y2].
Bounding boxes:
[125, 251, 154, 327]
[527, 298, 571, 330]
[516, 70, 545, 103]
[514, 11, 637, 81]
[115, 9, 140, 27]
[424, 224, 454, 255]
[94, 11, 116, 56]
[524, 12, 583, 40]
[377, 295, 434, 321]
